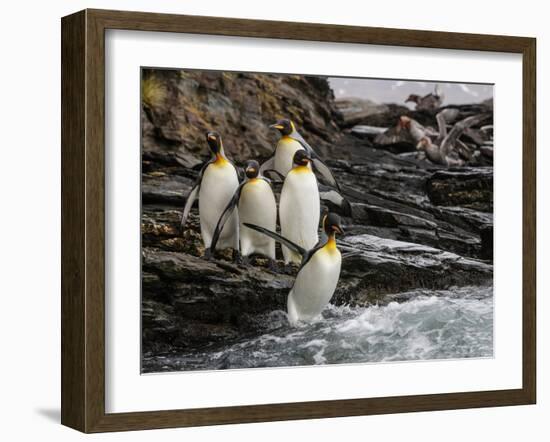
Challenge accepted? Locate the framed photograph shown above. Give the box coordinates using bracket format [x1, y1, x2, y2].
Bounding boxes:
[61, 9, 536, 433]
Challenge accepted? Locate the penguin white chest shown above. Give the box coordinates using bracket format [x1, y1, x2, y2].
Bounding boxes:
[274, 137, 305, 176]
[238, 179, 277, 258]
[199, 160, 239, 249]
[279, 168, 320, 264]
[288, 244, 342, 324]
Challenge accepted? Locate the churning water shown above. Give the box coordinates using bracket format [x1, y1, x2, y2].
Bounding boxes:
[143, 285, 493, 373]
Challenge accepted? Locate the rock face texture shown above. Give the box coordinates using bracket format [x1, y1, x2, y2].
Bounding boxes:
[142, 69, 341, 164]
[140, 69, 493, 358]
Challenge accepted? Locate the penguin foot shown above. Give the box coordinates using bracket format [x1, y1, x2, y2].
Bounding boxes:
[267, 259, 278, 273]
[283, 263, 298, 274]
[234, 251, 249, 266]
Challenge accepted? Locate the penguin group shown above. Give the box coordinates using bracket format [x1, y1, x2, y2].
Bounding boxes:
[181, 120, 349, 325]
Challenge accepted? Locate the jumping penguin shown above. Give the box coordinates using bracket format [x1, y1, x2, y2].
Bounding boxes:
[279, 150, 320, 265]
[260, 118, 340, 189]
[180, 132, 240, 256]
[244, 212, 344, 325]
[209, 160, 277, 264]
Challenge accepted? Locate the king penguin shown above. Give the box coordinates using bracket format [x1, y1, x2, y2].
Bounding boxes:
[262, 119, 305, 178]
[244, 213, 344, 325]
[209, 160, 277, 264]
[261, 118, 340, 189]
[180, 132, 240, 255]
[279, 150, 320, 264]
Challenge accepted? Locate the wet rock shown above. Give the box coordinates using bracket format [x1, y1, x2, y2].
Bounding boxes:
[352, 203, 438, 229]
[346, 202, 482, 258]
[142, 247, 293, 353]
[335, 235, 492, 306]
[427, 205, 493, 234]
[426, 168, 493, 210]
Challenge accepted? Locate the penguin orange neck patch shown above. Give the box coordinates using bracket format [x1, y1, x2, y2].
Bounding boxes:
[214, 154, 229, 166]
[325, 236, 338, 252]
[292, 165, 311, 174]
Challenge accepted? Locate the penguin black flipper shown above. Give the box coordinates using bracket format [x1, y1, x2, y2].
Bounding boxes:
[180, 158, 214, 230]
[236, 166, 245, 183]
[289, 131, 314, 155]
[297, 235, 330, 270]
[259, 154, 275, 177]
[269, 179, 284, 194]
[243, 223, 306, 257]
[319, 185, 352, 217]
[181, 184, 200, 230]
[259, 176, 273, 185]
[291, 133, 341, 190]
[263, 169, 285, 181]
[209, 184, 244, 253]
[311, 155, 340, 191]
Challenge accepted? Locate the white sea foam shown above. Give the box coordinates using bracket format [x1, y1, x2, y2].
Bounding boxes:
[144, 286, 493, 371]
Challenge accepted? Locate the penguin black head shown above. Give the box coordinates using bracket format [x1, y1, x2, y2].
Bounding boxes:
[270, 119, 294, 136]
[245, 160, 260, 179]
[292, 149, 311, 167]
[323, 212, 344, 237]
[206, 131, 223, 154]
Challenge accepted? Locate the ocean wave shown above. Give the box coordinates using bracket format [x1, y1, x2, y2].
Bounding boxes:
[145, 285, 493, 371]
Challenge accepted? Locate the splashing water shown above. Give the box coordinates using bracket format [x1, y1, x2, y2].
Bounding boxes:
[143, 286, 493, 373]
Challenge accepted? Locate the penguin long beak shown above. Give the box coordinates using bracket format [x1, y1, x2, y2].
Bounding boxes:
[208, 134, 217, 141]
[270, 123, 284, 130]
[332, 224, 344, 235]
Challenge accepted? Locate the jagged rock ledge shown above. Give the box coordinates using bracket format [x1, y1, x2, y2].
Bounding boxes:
[142, 233, 492, 355]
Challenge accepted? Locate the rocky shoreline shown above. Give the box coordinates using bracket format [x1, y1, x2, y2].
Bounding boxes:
[141, 69, 493, 360]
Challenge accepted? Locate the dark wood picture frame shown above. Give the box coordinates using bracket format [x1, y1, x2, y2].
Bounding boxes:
[61, 8, 536, 433]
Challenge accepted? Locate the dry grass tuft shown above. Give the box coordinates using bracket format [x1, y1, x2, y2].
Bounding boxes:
[142, 75, 167, 109]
